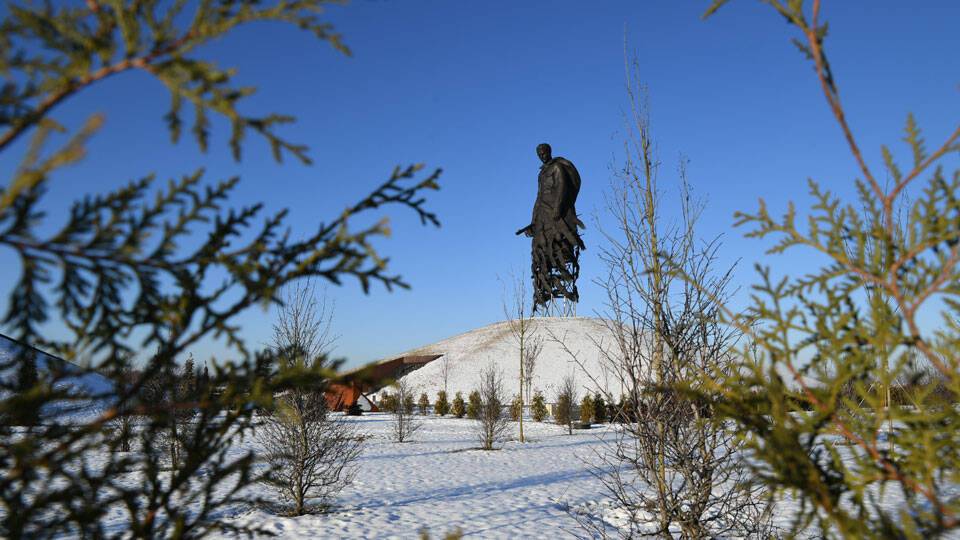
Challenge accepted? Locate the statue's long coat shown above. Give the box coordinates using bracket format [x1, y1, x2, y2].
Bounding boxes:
[530, 157, 584, 307]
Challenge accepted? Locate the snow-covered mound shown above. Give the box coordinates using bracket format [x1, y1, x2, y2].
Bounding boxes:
[380, 317, 624, 401]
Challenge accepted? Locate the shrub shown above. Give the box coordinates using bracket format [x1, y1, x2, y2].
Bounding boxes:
[435, 390, 450, 416]
[579, 395, 594, 424]
[418, 392, 429, 415]
[466, 390, 482, 420]
[593, 393, 607, 424]
[451, 392, 466, 418]
[402, 392, 415, 416]
[531, 392, 548, 422]
[379, 392, 398, 414]
[141, 359, 197, 469]
[570, 53, 777, 538]
[509, 394, 522, 421]
[475, 365, 509, 450]
[258, 393, 362, 515]
[555, 375, 577, 434]
[613, 393, 634, 423]
[390, 380, 420, 443]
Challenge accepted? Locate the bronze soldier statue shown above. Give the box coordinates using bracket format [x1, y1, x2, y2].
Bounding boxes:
[516, 143, 585, 312]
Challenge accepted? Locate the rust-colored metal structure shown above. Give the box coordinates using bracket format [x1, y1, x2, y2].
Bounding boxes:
[325, 354, 443, 412]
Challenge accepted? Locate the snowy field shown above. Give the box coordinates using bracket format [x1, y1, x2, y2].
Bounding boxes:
[17, 410, 946, 538]
[228, 413, 613, 538]
[6, 326, 946, 538]
[221, 414, 937, 539]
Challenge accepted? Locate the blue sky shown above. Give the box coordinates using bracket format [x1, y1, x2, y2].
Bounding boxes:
[1, 1, 958, 369]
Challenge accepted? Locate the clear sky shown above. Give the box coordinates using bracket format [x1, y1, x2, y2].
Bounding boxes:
[1, 1, 958, 369]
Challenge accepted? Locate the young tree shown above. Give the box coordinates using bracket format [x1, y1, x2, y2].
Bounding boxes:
[183, 354, 197, 402]
[109, 359, 136, 453]
[523, 336, 543, 402]
[531, 391, 548, 422]
[417, 392, 430, 415]
[698, 2, 960, 536]
[199, 366, 212, 395]
[614, 393, 635, 424]
[554, 374, 577, 435]
[0, 2, 441, 536]
[435, 390, 450, 416]
[475, 365, 510, 450]
[579, 395, 594, 425]
[390, 379, 420, 443]
[509, 394, 522, 422]
[258, 396, 363, 516]
[503, 274, 536, 443]
[141, 355, 198, 470]
[592, 393, 607, 424]
[466, 390, 482, 420]
[451, 392, 466, 418]
[402, 391, 415, 417]
[563, 50, 772, 538]
[439, 356, 452, 396]
[256, 282, 362, 516]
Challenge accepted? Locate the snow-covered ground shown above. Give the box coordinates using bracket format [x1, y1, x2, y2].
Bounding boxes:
[11, 409, 943, 538]
[5, 321, 946, 538]
[227, 413, 613, 538]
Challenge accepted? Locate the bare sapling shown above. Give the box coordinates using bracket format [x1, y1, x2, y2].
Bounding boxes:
[475, 364, 510, 450]
[440, 355, 452, 396]
[390, 378, 421, 443]
[554, 373, 577, 436]
[523, 335, 543, 401]
[141, 357, 197, 470]
[561, 50, 774, 538]
[257, 282, 362, 515]
[503, 274, 536, 443]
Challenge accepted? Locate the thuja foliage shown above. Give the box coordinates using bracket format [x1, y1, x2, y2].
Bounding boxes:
[702, 1, 960, 537]
[509, 394, 522, 422]
[379, 392, 398, 414]
[466, 390, 481, 420]
[435, 390, 450, 416]
[417, 392, 429, 415]
[555, 375, 576, 435]
[0, 1, 441, 536]
[451, 391, 465, 418]
[530, 391, 548, 422]
[614, 393, 634, 424]
[402, 391, 415, 416]
[592, 393, 606, 424]
[578, 395, 593, 425]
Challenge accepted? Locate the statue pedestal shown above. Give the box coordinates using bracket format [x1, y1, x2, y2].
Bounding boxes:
[538, 298, 577, 318]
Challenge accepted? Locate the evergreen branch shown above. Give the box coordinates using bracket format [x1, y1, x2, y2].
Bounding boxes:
[888, 123, 960, 206]
[706, 3, 960, 533]
[0, 43, 176, 153]
[0, 2, 440, 536]
[0, 1, 348, 162]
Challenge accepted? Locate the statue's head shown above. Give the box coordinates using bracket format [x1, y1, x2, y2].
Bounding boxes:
[536, 143, 552, 163]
